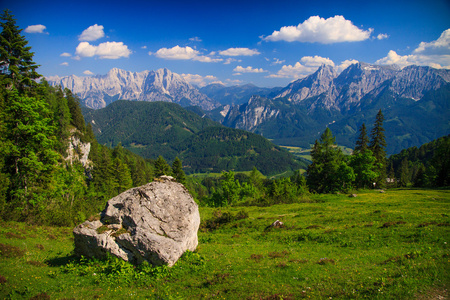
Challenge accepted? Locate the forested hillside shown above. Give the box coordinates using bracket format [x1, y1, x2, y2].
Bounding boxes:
[82, 100, 218, 159]
[387, 134, 450, 187]
[83, 100, 305, 175]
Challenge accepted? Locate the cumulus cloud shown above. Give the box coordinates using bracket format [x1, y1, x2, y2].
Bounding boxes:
[338, 59, 359, 72]
[263, 15, 372, 44]
[376, 29, 450, 69]
[60, 62, 69, 66]
[60, 52, 71, 57]
[182, 73, 220, 87]
[155, 45, 199, 60]
[24, 24, 47, 34]
[219, 48, 260, 56]
[154, 45, 222, 62]
[79, 24, 105, 41]
[75, 41, 131, 59]
[414, 29, 450, 56]
[233, 66, 267, 74]
[268, 55, 334, 78]
[83, 70, 95, 76]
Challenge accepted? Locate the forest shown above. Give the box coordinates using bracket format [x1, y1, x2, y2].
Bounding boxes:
[0, 10, 449, 228]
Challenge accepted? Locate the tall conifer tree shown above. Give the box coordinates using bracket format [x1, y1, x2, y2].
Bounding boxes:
[369, 109, 387, 187]
[0, 9, 40, 92]
[354, 123, 369, 154]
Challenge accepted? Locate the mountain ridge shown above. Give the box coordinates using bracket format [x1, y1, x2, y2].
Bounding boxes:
[49, 68, 220, 110]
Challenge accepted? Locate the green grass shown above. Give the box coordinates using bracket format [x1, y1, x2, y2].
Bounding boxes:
[0, 189, 449, 299]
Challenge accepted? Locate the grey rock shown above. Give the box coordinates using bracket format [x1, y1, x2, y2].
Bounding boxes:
[48, 68, 219, 111]
[73, 176, 200, 266]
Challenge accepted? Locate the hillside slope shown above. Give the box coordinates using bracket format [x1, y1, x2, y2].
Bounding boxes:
[83, 100, 304, 175]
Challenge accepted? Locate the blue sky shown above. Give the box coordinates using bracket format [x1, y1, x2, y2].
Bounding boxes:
[3, 0, 450, 87]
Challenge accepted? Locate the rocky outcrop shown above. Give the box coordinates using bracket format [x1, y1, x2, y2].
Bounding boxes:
[65, 132, 91, 168]
[73, 176, 200, 267]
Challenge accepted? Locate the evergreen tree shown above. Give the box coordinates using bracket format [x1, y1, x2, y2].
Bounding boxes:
[172, 157, 186, 184]
[354, 123, 369, 154]
[351, 123, 378, 189]
[154, 155, 171, 177]
[2, 89, 60, 218]
[307, 128, 351, 193]
[0, 10, 40, 92]
[65, 88, 86, 133]
[399, 157, 410, 187]
[369, 110, 387, 188]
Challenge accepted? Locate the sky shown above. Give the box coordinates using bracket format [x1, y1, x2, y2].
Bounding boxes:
[3, 0, 450, 87]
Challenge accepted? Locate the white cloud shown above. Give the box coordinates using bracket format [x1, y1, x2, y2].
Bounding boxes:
[24, 24, 47, 34]
[141, 46, 147, 49]
[193, 55, 223, 63]
[414, 29, 450, 56]
[219, 48, 260, 56]
[155, 46, 200, 60]
[377, 33, 389, 40]
[375, 29, 450, 69]
[226, 79, 243, 85]
[263, 15, 372, 44]
[75, 41, 131, 59]
[60, 52, 71, 57]
[338, 59, 359, 72]
[223, 58, 242, 65]
[60, 62, 69, 66]
[76, 42, 97, 57]
[189, 37, 202, 42]
[154, 45, 222, 62]
[79, 24, 105, 41]
[83, 70, 95, 76]
[271, 58, 285, 65]
[181, 73, 219, 87]
[268, 55, 334, 78]
[233, 66, 266, 74]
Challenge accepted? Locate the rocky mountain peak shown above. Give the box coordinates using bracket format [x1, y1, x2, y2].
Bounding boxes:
[275, 64, 338, 102]
[48, 68, 219, 110]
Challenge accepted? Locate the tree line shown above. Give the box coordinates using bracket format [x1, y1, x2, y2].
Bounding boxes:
[0, 10, 157, 225]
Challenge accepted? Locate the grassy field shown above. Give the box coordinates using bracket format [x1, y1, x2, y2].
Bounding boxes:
[0, 188, 449, 299]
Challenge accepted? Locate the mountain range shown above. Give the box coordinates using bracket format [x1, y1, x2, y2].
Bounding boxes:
[49, 68, 219, 110]
[49, 62, 450, 155]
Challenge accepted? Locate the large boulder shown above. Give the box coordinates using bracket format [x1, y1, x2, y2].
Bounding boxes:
[73, 176, 200, 267]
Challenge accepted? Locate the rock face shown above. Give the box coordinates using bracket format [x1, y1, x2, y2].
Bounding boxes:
[73, 176, 200, 267]
[48, 68, 219, 111]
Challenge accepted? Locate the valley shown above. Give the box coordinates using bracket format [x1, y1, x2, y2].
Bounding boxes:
[50, 63, 450, 156]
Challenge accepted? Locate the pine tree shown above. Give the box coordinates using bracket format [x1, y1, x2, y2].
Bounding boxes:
[351, 123, 378, 189]
[154, 156, 171, 177]
[0, 10, 40, 92]
[2, 89, 60, 217]
[172, 157, 186, 184]
[354, 123, 369, 154]
[369, 110, 387, 188]
[307, 128, 352, 193]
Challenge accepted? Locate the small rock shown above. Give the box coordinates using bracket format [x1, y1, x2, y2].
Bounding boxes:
[270, 220, 284, 228]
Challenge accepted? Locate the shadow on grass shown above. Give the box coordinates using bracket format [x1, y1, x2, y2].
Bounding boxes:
[46, 253, 78, 267]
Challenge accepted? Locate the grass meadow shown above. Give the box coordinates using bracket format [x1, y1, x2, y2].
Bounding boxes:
[0, 188, 449, 299]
